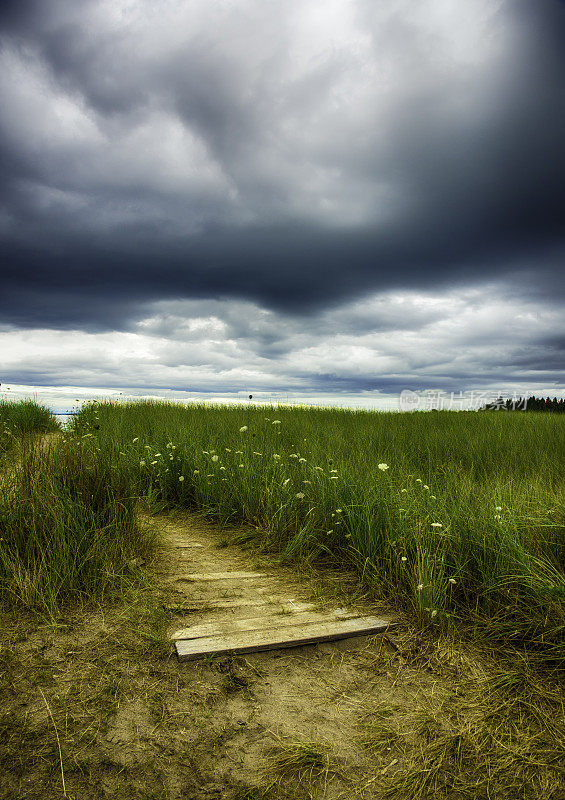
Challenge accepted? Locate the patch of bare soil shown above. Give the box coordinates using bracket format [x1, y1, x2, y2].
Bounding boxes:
[1, 510, 563, 800]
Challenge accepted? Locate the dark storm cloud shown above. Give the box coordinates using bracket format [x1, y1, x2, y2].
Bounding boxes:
[0, 0, 565, 330]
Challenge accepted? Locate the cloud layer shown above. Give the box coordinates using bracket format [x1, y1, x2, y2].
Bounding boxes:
[0, 0, 564, 400]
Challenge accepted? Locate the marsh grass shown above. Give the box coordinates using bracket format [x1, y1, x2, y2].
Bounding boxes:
[0, 432, 156, 616]
[0, 399, 59, 459]
[70, 400, 565, 669]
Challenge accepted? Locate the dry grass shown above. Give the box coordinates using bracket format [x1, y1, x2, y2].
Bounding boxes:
[263, 733, 336, 794]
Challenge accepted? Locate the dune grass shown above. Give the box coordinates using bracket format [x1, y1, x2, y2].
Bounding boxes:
[69, 400, 565, 670]
[0, 429, 155, 616]
[0, 399, 59, 458]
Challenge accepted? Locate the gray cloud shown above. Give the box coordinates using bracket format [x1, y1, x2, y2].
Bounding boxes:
[0, 0, 564, 399]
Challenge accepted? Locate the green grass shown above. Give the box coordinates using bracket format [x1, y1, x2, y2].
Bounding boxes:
[68, 400, 565, 669]
[0, 432, 156, 616]
[0, 399, 59, 457]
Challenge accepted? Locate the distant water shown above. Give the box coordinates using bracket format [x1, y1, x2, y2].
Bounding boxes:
[53, 412, 77, 428]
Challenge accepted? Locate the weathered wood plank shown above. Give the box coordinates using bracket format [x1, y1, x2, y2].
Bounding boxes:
[171, 608, 358, 640]
[175, 616, 393, 661]
[165, 599, 314, 613]
[175, 571, 265, 582]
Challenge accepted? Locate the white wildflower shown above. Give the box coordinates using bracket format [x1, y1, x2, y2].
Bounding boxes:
[151, 460, 158, 466]
[295, 492, 305, 499]
[272, 420, 281, 425]
[154, 452, 161, 457]
[178, 476, 184, 482]
[401, 556, 407, 562]
[495, 506, 502, 512]
[299, 457, 307, 463]
[239, 464, 244, 468]
[431, 522, 442, 528]
[336, 509, 342, 513]
[448, 578, 456, 585]
[378, 463, 389, 471]
[139, 460, 146, 466]
[416, 478, 422, 483]
[193, 470, 199, 474]
[431, 610, 438, 619]
[211, 455, 219, 462]
[239, 426, 248, 432]
[423, 484, 429, 490]
[417, 584, 424, 591]
[273, 454, 281, 459]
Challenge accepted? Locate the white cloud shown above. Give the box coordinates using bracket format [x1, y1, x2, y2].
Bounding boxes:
[1, 282, 563, 405]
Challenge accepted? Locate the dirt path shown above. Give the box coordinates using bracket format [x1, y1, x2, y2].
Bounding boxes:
[138, 511, 440, 798]
[3, 507, 562, 799]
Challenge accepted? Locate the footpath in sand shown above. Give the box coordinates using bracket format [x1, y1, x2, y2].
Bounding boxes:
[156, 514, 393, 661]
[0, 503, 480, 800]
[140, 511, 447, 798]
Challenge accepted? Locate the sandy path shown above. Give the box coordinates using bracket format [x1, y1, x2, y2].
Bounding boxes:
[141, 511, 435, 799]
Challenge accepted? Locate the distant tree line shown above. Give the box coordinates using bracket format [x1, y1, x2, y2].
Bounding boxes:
[482, 396, 565, 413]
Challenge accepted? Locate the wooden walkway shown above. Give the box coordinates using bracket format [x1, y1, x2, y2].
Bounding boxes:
[153, 514, 395, 662]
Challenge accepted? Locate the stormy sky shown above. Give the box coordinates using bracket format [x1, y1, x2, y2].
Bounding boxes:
[1, 0, 564, 410]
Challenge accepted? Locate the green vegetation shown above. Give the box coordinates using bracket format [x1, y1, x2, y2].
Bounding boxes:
[0, 398, 59, 457]
[0, 397, 564, 799]
[0, 405, 155, 616]
[70, 400, 565, 669]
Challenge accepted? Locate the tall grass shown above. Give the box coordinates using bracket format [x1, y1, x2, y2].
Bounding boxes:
[0, 399, 59, 457]
[0, 434, 154, 616]
[70, 400, 565, 668]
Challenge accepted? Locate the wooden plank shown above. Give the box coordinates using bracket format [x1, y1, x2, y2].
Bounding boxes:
[165, 599, 314, 613]
[176, 616, 393, 661]
[175, 571, 265, 582]
[171, 609, 358, 640]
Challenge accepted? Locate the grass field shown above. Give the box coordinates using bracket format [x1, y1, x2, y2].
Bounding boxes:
[1, 398, 564, 799]
[69, 400, 565, 670]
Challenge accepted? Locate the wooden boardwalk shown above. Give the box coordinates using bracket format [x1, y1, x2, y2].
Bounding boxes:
[154, 514, 395, 662]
